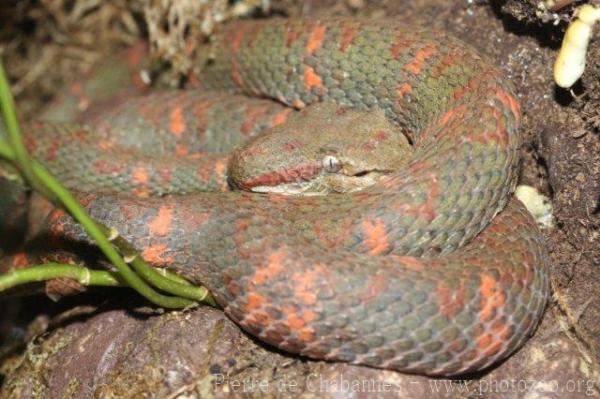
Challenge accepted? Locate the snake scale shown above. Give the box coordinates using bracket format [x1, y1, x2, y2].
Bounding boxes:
[2, 18, 549, 376]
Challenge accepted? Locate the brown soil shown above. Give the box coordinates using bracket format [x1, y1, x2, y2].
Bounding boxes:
[0, 0, 598, 397]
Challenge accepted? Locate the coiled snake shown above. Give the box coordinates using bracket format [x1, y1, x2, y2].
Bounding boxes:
[2, 18, 549, 376]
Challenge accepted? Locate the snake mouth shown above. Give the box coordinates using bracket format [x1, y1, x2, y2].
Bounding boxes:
[232, 163, 323, 192]
[248, 168, 393, 195]
[251, 182, 322, 195]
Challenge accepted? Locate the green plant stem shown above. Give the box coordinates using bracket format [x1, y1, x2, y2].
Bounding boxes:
[130, 257, 216, 305]
[0, 263, 122, 291]
[109, 231, 216, 306]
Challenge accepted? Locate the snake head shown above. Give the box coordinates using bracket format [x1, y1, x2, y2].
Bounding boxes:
[228, 102, 412, 195]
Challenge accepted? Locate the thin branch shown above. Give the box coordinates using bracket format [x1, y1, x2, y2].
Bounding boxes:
[0, 263, 123, 291]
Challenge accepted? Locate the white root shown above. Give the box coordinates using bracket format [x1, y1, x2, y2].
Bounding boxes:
[553, 4, 600, 88]
[515, 185, 554, 229]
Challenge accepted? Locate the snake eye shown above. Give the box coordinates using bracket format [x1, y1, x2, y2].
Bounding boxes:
[322, 155, 342, 173]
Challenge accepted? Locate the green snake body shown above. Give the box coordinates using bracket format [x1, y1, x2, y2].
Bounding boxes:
[3, 18, 548, 375]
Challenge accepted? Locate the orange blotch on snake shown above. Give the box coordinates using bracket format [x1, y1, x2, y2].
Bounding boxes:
[270, 109, 292, 127]
[245, 291, 267, 311]
[475, 324, 508, 357]
[339, 22, 358, 52]
[417, 105, 468, 144]
[494, 88, 522, 123]
[403, 43, 437, 74]
[214, 158, 229, 191]
[141, 244, 174, 265]
[475, 333, 494, 352]
[362, 218, 390, 255]
[396, 83, 412, 97]
[303, 66, 324, 89]
[291, 267, 321, 306]
[431, 53, 457, 78]
[252, 247, 287, 285]
[438, 105, 469, 128]
[298, 328, 316, 343]
[302, 309, 318, 324]
[284, 307, 317, 342]
[389, 35, 411, 59]
[148, 206, 173, 237]
[479, 273, 506, 322]
[132, 167, 149, 184]
[286, 311, 306, 330]
[228, 28, 247, 52]
[169, 106, 186, 137]
[132, 188, 150, 198]
[306, 25, 327, 54]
